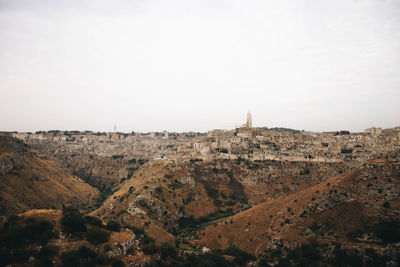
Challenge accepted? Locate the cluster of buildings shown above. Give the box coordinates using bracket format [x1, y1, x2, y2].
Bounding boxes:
[11, 130, 203, 143]
[10, 113, 400, 164]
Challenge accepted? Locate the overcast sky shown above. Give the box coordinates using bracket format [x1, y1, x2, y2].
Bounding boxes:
[1, 0, 399, 133]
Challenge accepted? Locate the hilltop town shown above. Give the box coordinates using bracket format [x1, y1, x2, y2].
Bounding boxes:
[11, 112, 400, 165]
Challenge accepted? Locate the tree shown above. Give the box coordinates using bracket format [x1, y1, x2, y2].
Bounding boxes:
[61, 207, 86, 235]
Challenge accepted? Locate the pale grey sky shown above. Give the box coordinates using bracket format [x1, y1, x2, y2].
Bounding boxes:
[1, 0, 399, 133]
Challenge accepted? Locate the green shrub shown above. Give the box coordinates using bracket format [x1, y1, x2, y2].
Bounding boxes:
[0, 248, 11, 266]
[213, 199, 223, 206]
[224, 200, 235, 206]
[111, 259, 125, 267]
[223, 245, 256, 265]
[159, 242, 177, 260]
[61, 250, 80, 267]
[142, 234, 155, 244]
[106, 220, 121, 232]
[0, 218, 54, 249]
[205, 187, 219, 199]
[11, 248, 36, 263]
[61, 207, 86, 235]
[34, 257, 54, 267]
[332, 245, 362, 267]
[371, 221, 400, 244]
[38, 245, 59, 259]
[382, 201, 390, 209]
[127, 225, 145, 236]
[78, 245, 97, 259]
[198, 252, 229, 267]
[84, 216, 103, 227]
[86, 226, 110, 245]
[142, 243, 158, 255]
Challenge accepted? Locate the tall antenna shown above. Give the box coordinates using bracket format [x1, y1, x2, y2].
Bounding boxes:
[114, 123, 116, 133]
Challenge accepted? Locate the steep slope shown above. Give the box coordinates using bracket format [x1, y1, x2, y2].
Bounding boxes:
[91, 159, 349, 243]
[198, 160, 400, 255]
[29, 141, 148, 193]
[0, 135, 100, 215]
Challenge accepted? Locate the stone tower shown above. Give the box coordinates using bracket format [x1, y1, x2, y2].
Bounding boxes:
[247, 111, 252, 128]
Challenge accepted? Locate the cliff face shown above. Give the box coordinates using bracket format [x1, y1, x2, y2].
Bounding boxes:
[0, 135, 100, 215]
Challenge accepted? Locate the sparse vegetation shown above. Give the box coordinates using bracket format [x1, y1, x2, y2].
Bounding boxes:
[0, 216, 55, 266]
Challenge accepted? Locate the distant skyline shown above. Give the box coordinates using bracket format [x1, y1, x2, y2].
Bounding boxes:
[1, 0, 399, 133]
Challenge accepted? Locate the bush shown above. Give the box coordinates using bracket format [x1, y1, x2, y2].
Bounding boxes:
[61, 250, 80, 267]
[0, 248, 11, 266]
[223, 245, 256, 265]
[371, 221, 400, 244]
[61, 207, 86, 235]
[84, 216, 103, 227]
[159, 242, 177, 260]
[332, 246, 362, 267]
[0, 218, 54, 249]
[142, 234, 155, 245]
[205, 186, 219, 199]
[111, 259, 125, 267]
[106, 220, 121, 232]
[11, 248, 36, 263]
[142, 243, 158, 255]
[178, 215, 198, 228]
[198, 252, 229, 267]
[213, 199, 223, 206]
[86, 226, 110, 245]
[78, 245, 97, 259]
[35, 257, 54, 267]
[38, 245, 59, 259]
[224, 200, 235, 206]
[127, 225, 145, 236]
[382, 201, 390, 209]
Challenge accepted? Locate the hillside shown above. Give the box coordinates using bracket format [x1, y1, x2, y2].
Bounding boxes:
[1, 132, 399, 265]
[92, 159, 349, 244]
[0, 135, 100, 215]
[197, 160, 400, 260]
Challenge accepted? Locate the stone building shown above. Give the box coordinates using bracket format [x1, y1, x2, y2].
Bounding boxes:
[242, 111, 252, 128]
[365, 127, 383, 135]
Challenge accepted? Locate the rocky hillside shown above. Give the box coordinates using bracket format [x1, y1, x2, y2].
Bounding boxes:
[28, 141, 148, 194]
[92, 159, 349, 244]
[197, 159, 400, 261]
[0, 135, 100, 215]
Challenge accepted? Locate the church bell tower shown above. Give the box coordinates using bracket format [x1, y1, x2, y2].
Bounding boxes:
[246, 111, 252, 128]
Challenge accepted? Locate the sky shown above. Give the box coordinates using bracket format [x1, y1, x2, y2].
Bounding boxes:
[1, 0, 399, 133]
